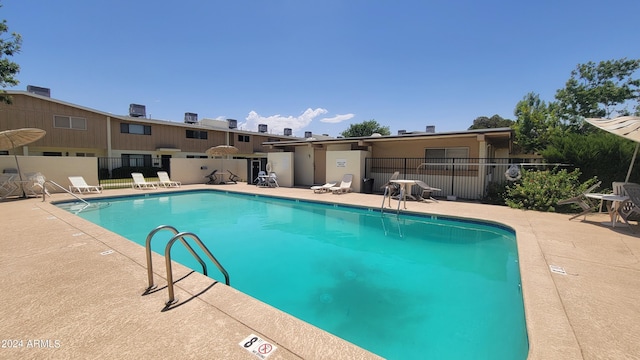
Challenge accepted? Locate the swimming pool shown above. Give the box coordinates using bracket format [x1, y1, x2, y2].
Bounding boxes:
[57, 190, 528, 359]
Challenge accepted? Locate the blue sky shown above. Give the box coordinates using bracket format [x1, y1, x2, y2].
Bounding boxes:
[3, 0, 639, 137]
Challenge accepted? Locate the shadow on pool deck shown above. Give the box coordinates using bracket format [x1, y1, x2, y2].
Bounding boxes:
[1, 183, 639, 359]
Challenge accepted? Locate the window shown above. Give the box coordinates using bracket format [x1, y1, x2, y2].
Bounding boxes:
[54, 115, 87, 130]
[237, 134, 250, 142]
[75, 153, 95, 157]
[122, 154, 152, 167]
[187, 155, 208, 158]
[43, 152, 63, 156]
[120, 123, 151, 135]
[424, 147, 469, 170]
[186, 130, 208, 139]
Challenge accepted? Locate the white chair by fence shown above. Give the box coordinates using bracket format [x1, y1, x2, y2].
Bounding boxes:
[131, 172, 157, 190]
[69, 176, 103, 193]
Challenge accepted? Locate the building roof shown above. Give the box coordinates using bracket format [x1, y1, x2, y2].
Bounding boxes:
[264, 127, 513, 147]
[5, 90, 301, 140]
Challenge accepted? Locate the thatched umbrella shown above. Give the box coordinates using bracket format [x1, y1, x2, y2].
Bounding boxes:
[205, 145, 239, 157]
[0, 128, 47, 197]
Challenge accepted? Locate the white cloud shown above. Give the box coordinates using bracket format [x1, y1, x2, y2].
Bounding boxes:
[239, 108, 328, 135]
[319, 113, 355, 124]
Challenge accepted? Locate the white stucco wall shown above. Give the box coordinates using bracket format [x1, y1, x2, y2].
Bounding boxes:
[294, 146, 314, 186]
[325, 150, 370, 193]
[266, 152, 294, 187]
[0, 155, 99, 192]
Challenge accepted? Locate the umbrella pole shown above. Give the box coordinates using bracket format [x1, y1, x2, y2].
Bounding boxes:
[6, 136, 27, 198]
[625, 143, 639, 183]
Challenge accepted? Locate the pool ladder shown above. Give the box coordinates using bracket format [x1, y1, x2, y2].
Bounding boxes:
[380, 185, 404, 215]
[144, 225, 230, 306]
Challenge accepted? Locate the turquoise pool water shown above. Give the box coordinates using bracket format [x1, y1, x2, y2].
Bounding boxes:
[57, 190, 528, 359]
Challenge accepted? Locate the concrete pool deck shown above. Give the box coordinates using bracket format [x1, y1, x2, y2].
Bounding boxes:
[1, 184, 639, 359]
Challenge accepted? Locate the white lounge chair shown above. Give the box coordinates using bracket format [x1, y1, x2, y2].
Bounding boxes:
[311, 181, 338, 193]
[330, 174, 353, 194]
[69, 176, 103, 193]
[131, 172, 157, 190]
[157, 171, 181, 187]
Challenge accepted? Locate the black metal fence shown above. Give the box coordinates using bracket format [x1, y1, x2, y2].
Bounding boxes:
[365, 158, 574, 201]
[98, 157, 165, 189]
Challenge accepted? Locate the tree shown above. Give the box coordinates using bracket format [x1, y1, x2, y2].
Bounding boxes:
[0, 3, 22, 104]
[340, 119, 390, 138]
[512, 93, 560, 154]
[555, 58, 640, 131]
[467, 114, 514, 130]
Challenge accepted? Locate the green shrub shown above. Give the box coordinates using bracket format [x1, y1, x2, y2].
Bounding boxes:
[482, 181, 509, 205]
[504, 168, 598, 212]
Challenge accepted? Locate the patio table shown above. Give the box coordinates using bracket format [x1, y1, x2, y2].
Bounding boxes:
[585, 193, 629, 227]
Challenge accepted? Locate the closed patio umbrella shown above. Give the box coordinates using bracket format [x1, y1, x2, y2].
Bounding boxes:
[585, 116, 640, 182]
[0, 128, 47, 197]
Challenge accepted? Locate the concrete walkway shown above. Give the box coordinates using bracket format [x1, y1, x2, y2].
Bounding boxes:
[1, 184, 639, 359]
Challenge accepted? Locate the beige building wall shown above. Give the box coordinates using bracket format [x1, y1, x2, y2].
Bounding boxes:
[294, 146, 314, 186]
[325, 150, 370, 193]
[266, 152, 294, 187]
[371, 136, 480, 158]
[0, 155, 98, 192]
[171, 158, 247, 185]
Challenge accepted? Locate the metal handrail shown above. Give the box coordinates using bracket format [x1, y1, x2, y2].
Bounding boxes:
[144, 225, 209, 293]
[380, 185, 402, 215]
[164, 231, 230, 306]
[43, 180, 89, 205]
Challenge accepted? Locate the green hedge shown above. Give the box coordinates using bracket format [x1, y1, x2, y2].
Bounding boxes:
[504, 168, 599, 212]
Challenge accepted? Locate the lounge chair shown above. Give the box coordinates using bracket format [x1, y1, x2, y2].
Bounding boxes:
[131, 172, 157, 190]
[414, 180, 441, 202]
[69, 176, 103, 193]
[157, 171, 181, 187]
[227, 170, 240, 184]
[557, 181, 602, 220]
[205, 169, 218, 184]
[311, 181, 338, 193]
[617, 183, 640, 230]
[330, 174, 353, 194]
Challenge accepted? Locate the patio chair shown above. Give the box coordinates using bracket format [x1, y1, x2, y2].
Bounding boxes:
[23, 172, 50, 197]
[267, 172, 279, 188]
[204, 169, 218, 185]
[131, 172, 157, 190]
[330, 174, 353, 194]
[414, 180, 441, 202]
[617, 183, 640, 230]
[255, 171, 268, 187]
[380, 171, 400, 196]
[557, 181, 602, 220]
[311, 181, 338, 193]
[226, 170, 240, 184]
[157, 171, 181, 187]
[0, 173, 18, 200]
[69, 176, 103, 193]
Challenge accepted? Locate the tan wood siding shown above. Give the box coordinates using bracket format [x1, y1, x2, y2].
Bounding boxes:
[0, 94, 108, 149]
